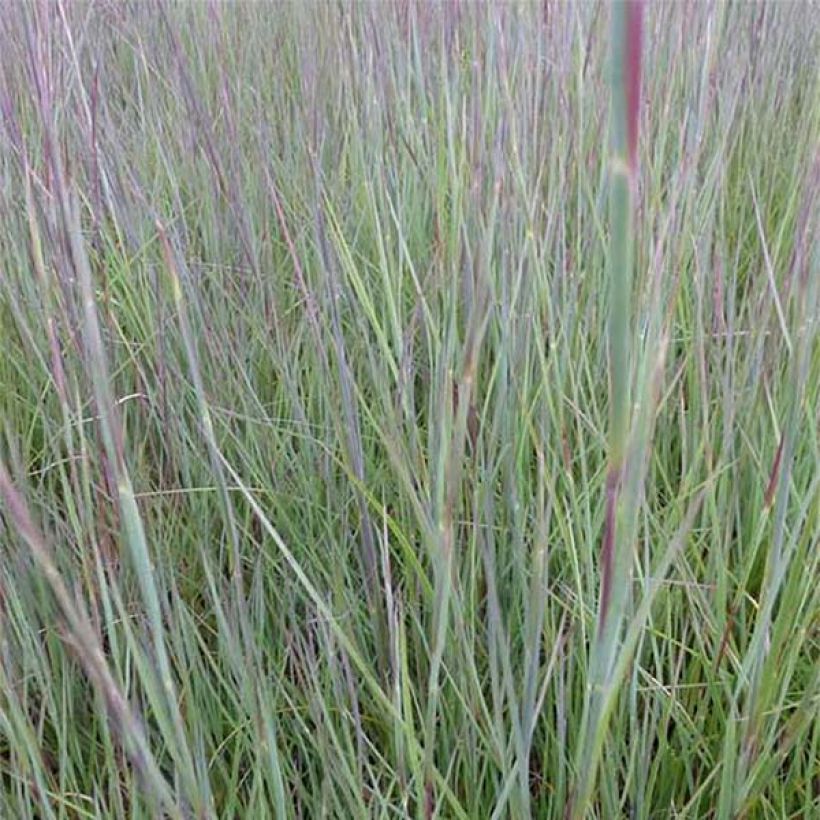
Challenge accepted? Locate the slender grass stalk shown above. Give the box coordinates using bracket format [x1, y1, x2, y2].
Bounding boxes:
[571, 3, 644, 816]
[0, 460, 181, 820]
[719, 153, 820, 819]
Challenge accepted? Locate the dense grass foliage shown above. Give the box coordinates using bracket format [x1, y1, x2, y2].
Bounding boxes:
[1, 3, 818, 818]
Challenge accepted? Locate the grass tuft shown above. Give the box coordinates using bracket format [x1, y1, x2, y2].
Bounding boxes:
[0, 3, 817, 817]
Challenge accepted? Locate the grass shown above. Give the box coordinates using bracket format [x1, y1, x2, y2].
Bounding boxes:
[0, 2, 818, 818]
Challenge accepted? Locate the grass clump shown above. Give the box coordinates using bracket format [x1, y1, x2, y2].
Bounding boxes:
[0, 3, 818, 818]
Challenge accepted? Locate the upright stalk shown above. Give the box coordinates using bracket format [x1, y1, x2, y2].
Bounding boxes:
[570, 2, 644, 817]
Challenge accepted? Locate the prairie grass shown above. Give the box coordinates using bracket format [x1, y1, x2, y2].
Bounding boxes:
[0, 3, 818, 818]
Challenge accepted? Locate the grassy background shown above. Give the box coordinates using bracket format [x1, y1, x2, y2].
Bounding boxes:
[0, 2, 818, 817]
